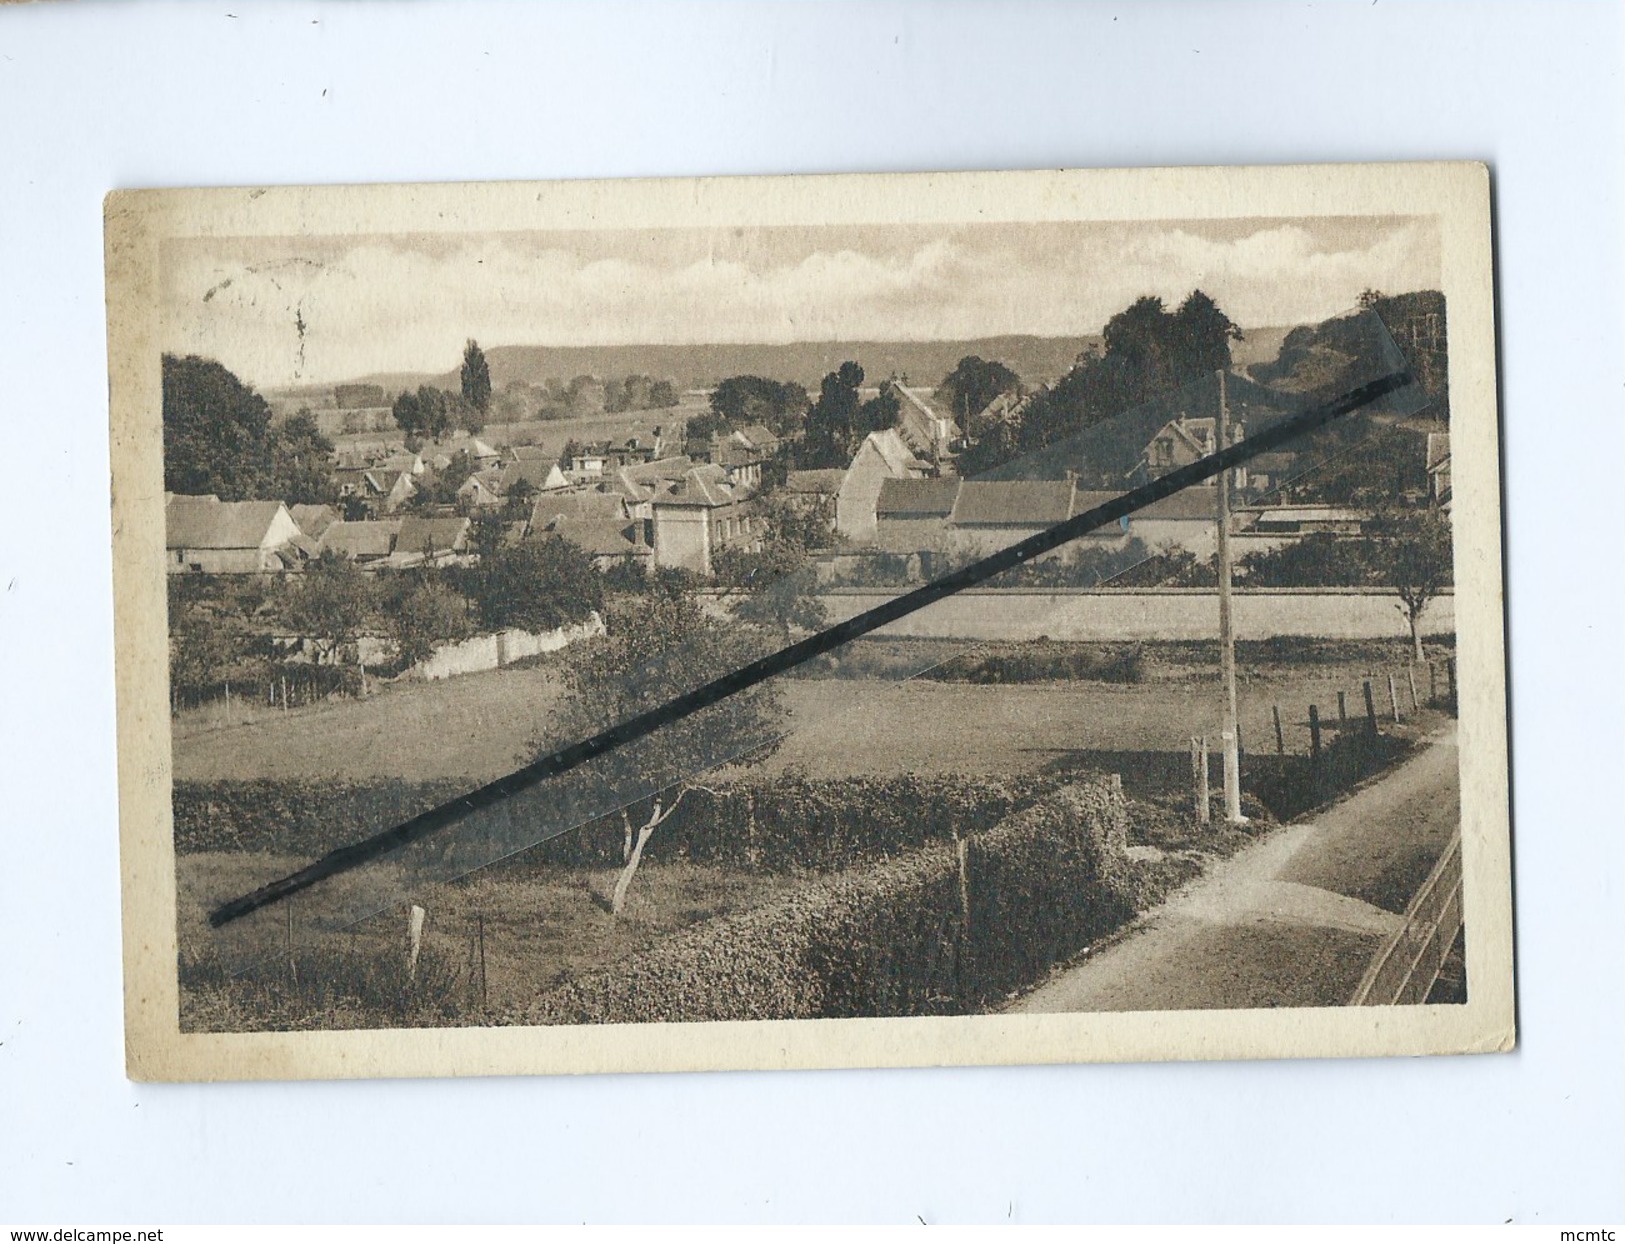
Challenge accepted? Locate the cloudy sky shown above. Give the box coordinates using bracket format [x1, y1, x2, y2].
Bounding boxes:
[160, 215, 1438, 390]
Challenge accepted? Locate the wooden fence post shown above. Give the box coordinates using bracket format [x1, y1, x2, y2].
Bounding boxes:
[1337, 690, 1348, 731]
[1406, 666, 1420, 712]
[407, 904, 426, 980]
[1308, 704, 1322, 762]
[1447, 657, 1457, 704]
[1388, 673, 1402, 724]
[1363, 680, 1379, 733]
[285, 897, 298, 988]
[1272, 705, 1285, 755]
[955, 833, 972, 933]
[1429, 661, 1438, 704]
[477, 913, 488, 1008]
[1192, 736, 1210, 826]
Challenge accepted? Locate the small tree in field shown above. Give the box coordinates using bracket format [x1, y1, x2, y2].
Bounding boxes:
[469, 536, 604, 633]
[286, 552, 377, 683]
[1376, 509, 1453, 662]
[389, 580, 472, 669]
[541, 582, 785, 916]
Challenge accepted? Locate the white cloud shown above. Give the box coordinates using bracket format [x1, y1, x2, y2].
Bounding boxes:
[161, 217, 1438, 388]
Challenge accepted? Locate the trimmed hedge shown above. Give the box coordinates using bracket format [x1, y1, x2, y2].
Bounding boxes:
[518, 778, 1163, 1024]
[172, 774, 1048, 875]
[921, 642, 1145, 685]
[172, 779, 467, 856]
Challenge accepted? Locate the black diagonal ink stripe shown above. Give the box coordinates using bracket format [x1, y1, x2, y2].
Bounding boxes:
[209, 370, 1412, 927]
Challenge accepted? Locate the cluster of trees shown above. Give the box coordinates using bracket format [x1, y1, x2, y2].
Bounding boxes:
[163, 354, 340, 504]
[490, 373, 680, 423]
[392, 384, 482, 440]
[389, 339, 497, 439]
[606, 373, 679, 413]
[798, 362, 902, 469]
[393, 343, 680, 433]
[938, 355, 1022, 429]
[958, 291, 1242, 477]
[696, 375, 810, 441]
[167, 537, 607, 705]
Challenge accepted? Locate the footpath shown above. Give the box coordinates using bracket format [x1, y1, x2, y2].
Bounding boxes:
[1009, 727, 1460, 1013]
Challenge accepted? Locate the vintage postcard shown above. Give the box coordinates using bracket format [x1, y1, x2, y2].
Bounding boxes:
[106, 163, 1513, 1080]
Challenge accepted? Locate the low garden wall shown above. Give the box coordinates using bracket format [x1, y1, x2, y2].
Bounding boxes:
[407, 613, 605, 681]
[809, 588, 1454, 642]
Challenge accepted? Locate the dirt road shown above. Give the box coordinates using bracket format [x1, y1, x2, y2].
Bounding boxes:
[1009, 727, 1461, 1012]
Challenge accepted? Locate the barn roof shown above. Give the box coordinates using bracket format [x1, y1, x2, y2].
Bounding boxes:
[783, 468, 846, 496]
[166, 497, 289, 550]
[528, 490, 629, 528]
[396, 515, 471, 555]
[949, 480, 1074, 527]
[858, 428, 927, 477]
[737, 424, 779, 449]
[651, 464, 740, 508]
[876, 477, 960, 518]
[289, 503, 339, 539]
[1134, 488, 1220, 521]
[501, 459, 570, 491]
[537, 516, 650, 559]
[318, 520, 399, 559]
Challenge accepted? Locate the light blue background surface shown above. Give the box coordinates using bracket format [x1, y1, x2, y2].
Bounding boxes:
[1, 0, 1620, 1224]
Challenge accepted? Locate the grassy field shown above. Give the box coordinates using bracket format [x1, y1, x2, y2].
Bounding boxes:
[173, 662, 568, 782]
[179, 851, 803, 1031]
[174, 637, 1450, 1031]
[173, 638, 1438, 786]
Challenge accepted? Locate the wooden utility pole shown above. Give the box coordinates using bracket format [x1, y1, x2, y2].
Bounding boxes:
[1216, 370, 1246, 824]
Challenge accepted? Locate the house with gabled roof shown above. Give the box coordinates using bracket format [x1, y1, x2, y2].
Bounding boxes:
[710, 437, 764, 490]
[531, 514, 652, 573]
[941, 480, 1079, 558]
[835, 428, 931, 543]
[527, 489, 631, 535]
[1122, 487, 1224, 558]
[500, 458, 571, 496]
[874, 477, 961, 552]
[391, 515, 472, 567]
[335, 465, 417, 514]
[506, 443, 554, 463]
[650, 464, 762, 575]
[1133, 411, 1258, 496]
[165, 495, 303, 574]
[421, 434, 500, 471]
[289, 503, 339, 541]
[735, 424, 781, 456]
[317, 519, 400, 564]
[885, 382, 961, 465]
[457, 470, 506, 509]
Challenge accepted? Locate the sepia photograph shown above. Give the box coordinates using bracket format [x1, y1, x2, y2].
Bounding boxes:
[106, 163, 1512, 1080]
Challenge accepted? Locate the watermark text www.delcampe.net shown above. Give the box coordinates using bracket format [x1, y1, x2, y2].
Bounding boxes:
[9, 1231, 164, 1243]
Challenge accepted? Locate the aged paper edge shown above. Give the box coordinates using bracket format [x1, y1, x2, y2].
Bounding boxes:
[106, 162, 1514, 1082]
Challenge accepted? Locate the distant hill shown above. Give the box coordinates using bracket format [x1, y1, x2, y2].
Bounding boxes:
[283, 305, 1433, 412]
[295, 336, 1103, 401]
